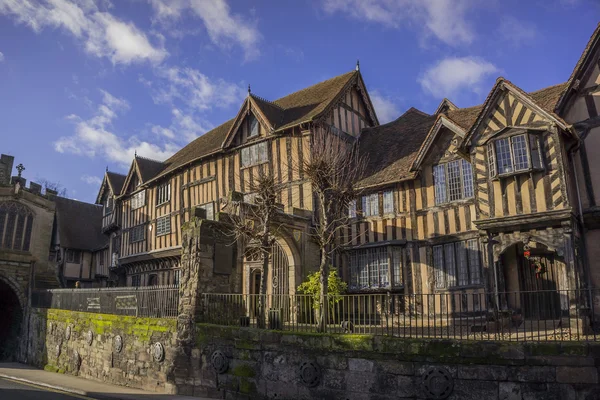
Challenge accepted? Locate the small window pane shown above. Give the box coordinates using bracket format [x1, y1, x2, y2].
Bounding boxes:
[495, 138, 513, 174]
[447, 161, 462, 201]
[444, 243, 457, 287]
[455, 241, 468, 286]
[392, 248, 402, 286]
[249, 115, 259, 137]
[529, 134, 542, 169]
[488, 143, 497, 178]
[462, 160, 474, 198]
[467, 239, 481, 284]
[433, 245, 445, 288]
[511, 135, 529, 171]
[383, 190, 394, 214]
[348, 200, 357, 218]
[433, 165, 447, 204]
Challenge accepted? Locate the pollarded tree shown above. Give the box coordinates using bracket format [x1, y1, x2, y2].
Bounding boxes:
[299, 126, 366, 331]
[228, 169, 282, 328]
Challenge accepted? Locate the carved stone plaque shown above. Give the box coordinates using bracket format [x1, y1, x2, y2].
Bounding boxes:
[86, 330, 93, 346]
[65, 325, 71, 340]
[299, 361, 321, 388]
[211, 350, 228, 374]
[152, 342, 165, 362]
[113, 335, 123, 353]
[421, 367, 454, 399]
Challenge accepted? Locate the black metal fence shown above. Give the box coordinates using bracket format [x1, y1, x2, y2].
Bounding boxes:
[32, 285, 180, 318]
[201, 289, 599, 341]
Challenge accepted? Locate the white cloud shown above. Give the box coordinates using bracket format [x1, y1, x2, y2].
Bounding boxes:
[149, 0, 261, 61]
[418, 56, 499, 98]
[498, 16, 537, 45]
[54, 89, 178, 166]
[322, 0, 478, 46]
[0, 0, 167, 65]
[370, 90, 400, 124]
[0, 51, 4, 62]
[151, 108, 212, 143]
[150, 66, 245, 112]
[81, 174, 102, 185]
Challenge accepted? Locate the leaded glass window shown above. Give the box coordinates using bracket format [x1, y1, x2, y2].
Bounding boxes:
[383, 190, 394, 214]
[433, 239, 482, 288]
[488, 133, 541, 178]
[433, 160, 473, 204]
[348, 246, 402, 289]
[0, 201, 34, 252]
[511, 135, 529, 171]
[495, 137, 513, 174]
[156, 216, 171, 236]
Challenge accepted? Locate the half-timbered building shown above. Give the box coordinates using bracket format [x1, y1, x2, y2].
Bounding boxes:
[94, 23, 600, 318]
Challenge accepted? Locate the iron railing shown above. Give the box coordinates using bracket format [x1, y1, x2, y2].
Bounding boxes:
[201, 289, 599, 341]
[32, 285, 179, 318]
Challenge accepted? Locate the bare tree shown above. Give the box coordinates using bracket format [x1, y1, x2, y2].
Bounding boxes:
[299, 125, 367, 331]
[37, 178, 68, 197]
[228, 169, 282, 328]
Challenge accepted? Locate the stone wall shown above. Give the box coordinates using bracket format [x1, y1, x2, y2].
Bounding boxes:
[190, 324, 600, 400]
[27, 308, 178, 393]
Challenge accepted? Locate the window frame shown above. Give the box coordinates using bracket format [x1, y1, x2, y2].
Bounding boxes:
[130, 190, 146, 210]
[248, 114, 260, 138]
[432, 239, 482, 289]
[487, 132, 543, 179]
[156, 216, 171, 236]
[156, 182, 171, 206]
[129, 224, 145, 243]
[241, 141, 269, 168]
[349, 246, 403, 290]
[66, 249, 81, 264]
[196, 202, 215, 221]
[433, 159, 474, 205]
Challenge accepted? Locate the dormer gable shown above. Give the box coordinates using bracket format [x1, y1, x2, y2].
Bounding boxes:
[435, 98, 459, 115]
[463, 79, 569, 148]
[121, 159, 144, 196]
[410, 114, 468, 172]
[222, 93, 283, 149]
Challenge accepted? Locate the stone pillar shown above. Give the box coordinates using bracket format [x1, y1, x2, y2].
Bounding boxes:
[172, 214, 236, 395]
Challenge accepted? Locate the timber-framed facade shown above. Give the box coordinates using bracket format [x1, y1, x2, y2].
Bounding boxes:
[95, 23, 600, 318]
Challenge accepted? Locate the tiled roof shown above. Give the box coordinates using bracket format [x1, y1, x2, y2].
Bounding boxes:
[106, 171, 126, 195]
[358, 82, 570, 188]
[250, 94, 285, 129]
[152, 71, 358, 182]
[357, 108, 436, 188]
[135, 156, 166, 183]
[54, 197, 107, 251]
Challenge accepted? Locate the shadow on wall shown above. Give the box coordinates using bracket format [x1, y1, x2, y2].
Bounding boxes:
[0, 279, 24, 361]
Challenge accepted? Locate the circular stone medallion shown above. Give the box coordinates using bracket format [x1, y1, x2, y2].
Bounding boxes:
[55, 343, 61, 358]
[73, 350, 81, 370]
[210, 350, 228, 374]
[421, 367, 454, 400]
[113, 335, 123, 353]
[299, 361, 321, 388]
[65, 325, 71, 340]
[86, 330, 93, 346]
[152, 342, 165, 362]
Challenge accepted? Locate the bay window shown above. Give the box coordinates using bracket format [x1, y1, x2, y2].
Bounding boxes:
[488, 133, 543, 178]
[433, 239, 482, 289]
[434, 160, 473, 204]
[349, 246, 403, 290]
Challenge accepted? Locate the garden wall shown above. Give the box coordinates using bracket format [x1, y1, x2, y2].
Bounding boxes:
[26, 308, 178, 393]
[189, 323, 600, 400]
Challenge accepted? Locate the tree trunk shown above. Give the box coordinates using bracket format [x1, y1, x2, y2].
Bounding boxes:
[317, 194, 330, 332]
[257, 223, 270, 329]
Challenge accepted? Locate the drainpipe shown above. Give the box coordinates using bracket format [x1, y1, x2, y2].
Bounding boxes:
[569, 144, 594, 311]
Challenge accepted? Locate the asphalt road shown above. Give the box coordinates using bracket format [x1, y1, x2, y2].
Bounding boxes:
[0, 377, 97, 400]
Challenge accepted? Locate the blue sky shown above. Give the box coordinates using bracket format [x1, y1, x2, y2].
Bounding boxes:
[0, 0, 598, 203]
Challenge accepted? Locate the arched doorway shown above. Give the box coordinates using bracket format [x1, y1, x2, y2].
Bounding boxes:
[500, 241, 566, 319]
[0, 278, 23, 360]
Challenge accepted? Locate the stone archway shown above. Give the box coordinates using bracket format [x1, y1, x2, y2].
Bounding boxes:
[0, 275, 25, 360]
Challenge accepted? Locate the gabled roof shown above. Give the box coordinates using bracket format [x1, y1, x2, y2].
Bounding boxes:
[149, 70, 364, 183]
[555, 22, 600, 113]
[106, 172, 126, 195]
[54, 197, 107, 251]
[95, 171, 126, 204]
[462, 78, 569, 147]
[357, 80, 571, 188]
[357, 108, 436, 188]
[135, 156, 165, 182]
[435, 98, 458, 115]
[251, 94, 285, 129]
[410, 114, 469, 172]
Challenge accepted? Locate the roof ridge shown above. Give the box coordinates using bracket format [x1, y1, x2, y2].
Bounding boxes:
[273, 70, 356, 104]
[136, 155, 165, 164]
[527, 81, 567, 94]
[106, 171, 126, 177]
[250, 93, 285, 111]
[56, 196, 102, 207]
